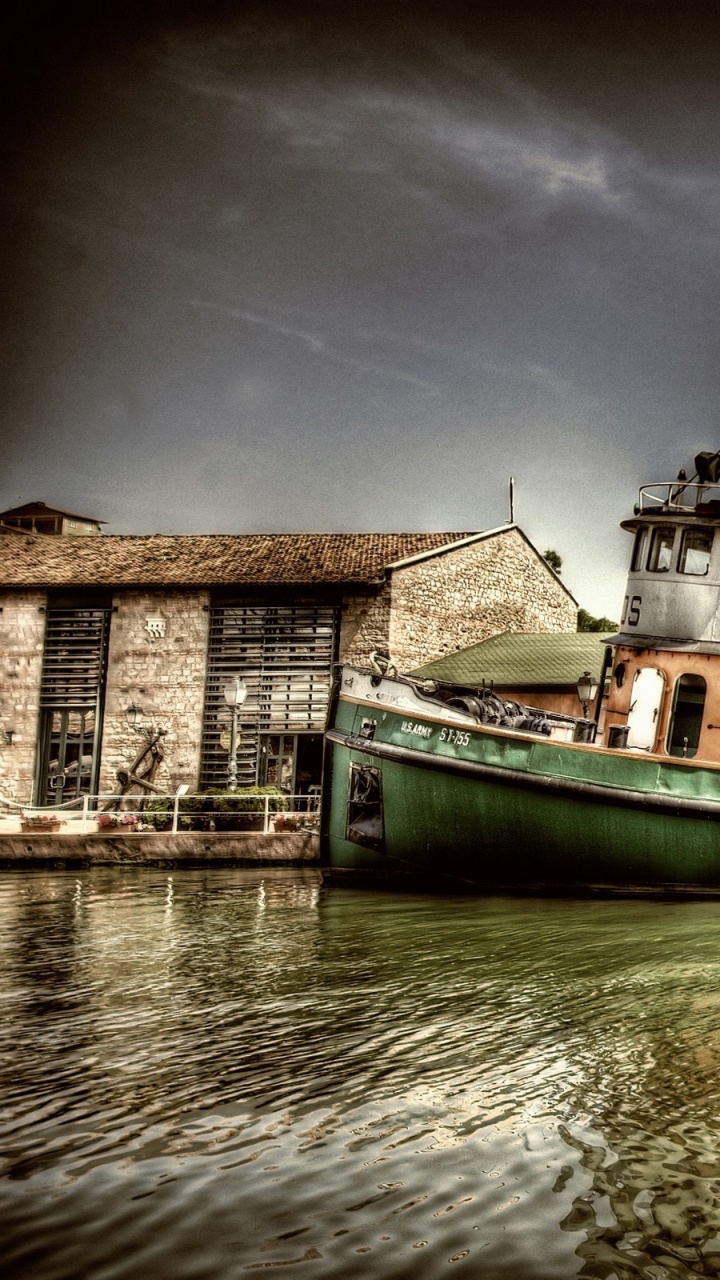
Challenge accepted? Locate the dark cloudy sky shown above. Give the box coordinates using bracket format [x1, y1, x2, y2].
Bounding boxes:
[2, 1, 720, 617]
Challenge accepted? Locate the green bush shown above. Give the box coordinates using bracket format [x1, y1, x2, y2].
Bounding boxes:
[143, 786, 288, 832]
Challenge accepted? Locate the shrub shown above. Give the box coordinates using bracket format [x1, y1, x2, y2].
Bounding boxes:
[143, 787, 288, 832]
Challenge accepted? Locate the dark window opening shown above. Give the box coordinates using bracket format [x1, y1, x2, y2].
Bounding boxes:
[678, 528, 714, 576]
[631, 529, 647, 572]
[35, 607, 111, 804]
[257, 732, 323, 799]
[346, 764, 385, 851]
[666, 674, 706, 758]
[647, 526, 676, 573]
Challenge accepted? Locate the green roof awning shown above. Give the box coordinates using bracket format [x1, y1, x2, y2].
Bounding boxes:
[412, 631, 611, 688]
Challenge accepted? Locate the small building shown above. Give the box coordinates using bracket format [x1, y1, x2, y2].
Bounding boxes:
[413, 630, 609, 720]
[0, 502, 105, 536]
[0, 522, 576, 804]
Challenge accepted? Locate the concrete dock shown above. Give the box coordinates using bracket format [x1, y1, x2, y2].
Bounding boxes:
[0, 832, 321, 867]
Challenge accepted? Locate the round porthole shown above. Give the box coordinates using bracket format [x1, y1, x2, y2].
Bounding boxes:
[614, 663, 626, 688]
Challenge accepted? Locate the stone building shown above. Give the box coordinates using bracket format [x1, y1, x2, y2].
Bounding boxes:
[0, 522, 576, 804]
[0, 501, 105, 536]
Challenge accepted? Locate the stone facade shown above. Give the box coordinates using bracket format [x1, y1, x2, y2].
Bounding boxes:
[100, 591, 210, 795]
[339, 583, 393, 666]
[0, 592, 46, 801]
[388, 529, 576, 671]
[0, 525, 577, 802]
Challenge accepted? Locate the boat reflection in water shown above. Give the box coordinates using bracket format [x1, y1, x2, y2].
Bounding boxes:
[325, 451, 720, 893]
[2, 869, 720, 1278]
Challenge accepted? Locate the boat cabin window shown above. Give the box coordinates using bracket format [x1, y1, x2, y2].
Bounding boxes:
[666, 674, 706, 758]
[678, 527, 714, 576]
[631, 529, 647, 572]
[647, 526, 676, 573]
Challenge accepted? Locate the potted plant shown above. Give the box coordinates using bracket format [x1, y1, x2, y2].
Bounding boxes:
[273, 814, 300, 833]
[97, 812, 139, 832]
[21, 812, 63, 834]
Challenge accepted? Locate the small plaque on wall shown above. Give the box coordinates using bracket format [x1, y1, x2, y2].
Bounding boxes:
[144, 617, 166, 639]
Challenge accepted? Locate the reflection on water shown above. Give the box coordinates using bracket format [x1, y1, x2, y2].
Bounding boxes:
[3, 871, 720, 1277]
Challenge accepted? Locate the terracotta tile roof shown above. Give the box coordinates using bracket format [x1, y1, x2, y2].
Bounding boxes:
[0, 531, 479, 589]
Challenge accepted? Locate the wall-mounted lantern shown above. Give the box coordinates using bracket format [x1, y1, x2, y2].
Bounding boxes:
[125, 703, 145, 734]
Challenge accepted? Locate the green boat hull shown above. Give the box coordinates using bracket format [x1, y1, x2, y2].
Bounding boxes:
[324, 680, 720, 892]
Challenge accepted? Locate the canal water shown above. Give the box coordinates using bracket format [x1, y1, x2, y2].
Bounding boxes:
[3, 871, 720, 1280]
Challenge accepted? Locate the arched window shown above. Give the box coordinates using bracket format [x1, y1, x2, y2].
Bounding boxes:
[666, 674, 706, 758]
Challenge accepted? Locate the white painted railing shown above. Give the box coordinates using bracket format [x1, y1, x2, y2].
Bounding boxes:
[637, 481, 720, 512]
[0, 791, 321, 837]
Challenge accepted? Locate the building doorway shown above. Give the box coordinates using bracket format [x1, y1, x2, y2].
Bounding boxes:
[258, 733, 324, 798]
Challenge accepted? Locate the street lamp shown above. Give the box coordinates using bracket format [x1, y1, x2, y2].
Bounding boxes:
[576, 671, 599, 719]
[223, 676, 248, 792]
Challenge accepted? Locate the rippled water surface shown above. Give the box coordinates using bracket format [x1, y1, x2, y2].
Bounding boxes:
[4, 871, 720, 1278]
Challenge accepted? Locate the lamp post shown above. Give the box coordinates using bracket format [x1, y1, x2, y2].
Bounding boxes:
[223, 676, 248, 792]
[576, 671, 599, 719]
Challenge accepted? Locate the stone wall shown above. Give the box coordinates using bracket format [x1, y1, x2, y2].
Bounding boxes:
[338, 583, 392, 665]
[100, 591, 210, 794]
[0, 831, 320, 865]
[0, 591, 46, 803]
[388, 529, 577, 671]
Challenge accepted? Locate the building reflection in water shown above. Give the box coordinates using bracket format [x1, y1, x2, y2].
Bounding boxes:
[3, 878, 720, 1278]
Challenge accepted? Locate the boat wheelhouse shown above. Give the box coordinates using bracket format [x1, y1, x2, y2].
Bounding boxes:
[604, 455, 720, 760]
[322, 452, 720, 892]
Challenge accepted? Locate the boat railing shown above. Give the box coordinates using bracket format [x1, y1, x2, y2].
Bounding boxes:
[636, 481, 720, 513]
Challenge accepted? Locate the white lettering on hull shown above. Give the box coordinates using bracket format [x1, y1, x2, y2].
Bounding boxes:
[400, 719, 434, 739]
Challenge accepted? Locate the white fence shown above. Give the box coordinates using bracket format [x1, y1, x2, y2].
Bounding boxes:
[0, 791, 321, 837]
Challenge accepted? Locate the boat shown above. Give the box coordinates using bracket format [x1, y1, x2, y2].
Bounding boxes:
[322, 451, 720, 892]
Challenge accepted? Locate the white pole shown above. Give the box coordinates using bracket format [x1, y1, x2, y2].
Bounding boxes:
[172, 784, 189, 835]
[81, 793, 90, 834]
[264, 794, 270, 834]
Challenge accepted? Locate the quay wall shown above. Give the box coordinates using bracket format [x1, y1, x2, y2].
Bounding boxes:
[0, 831, 320, 866]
